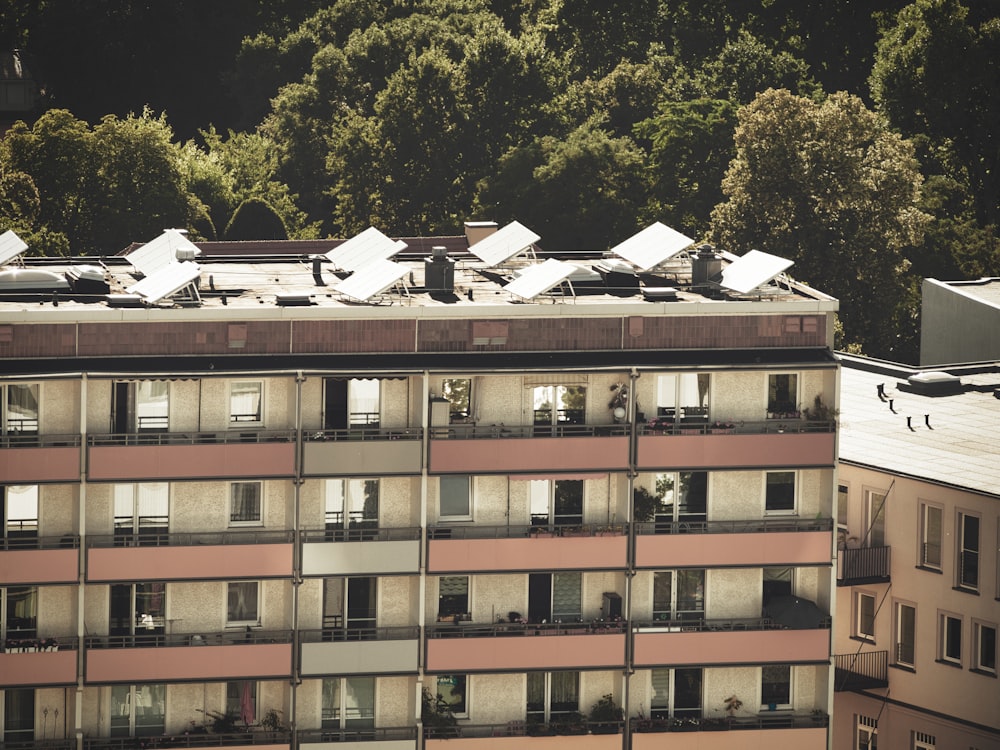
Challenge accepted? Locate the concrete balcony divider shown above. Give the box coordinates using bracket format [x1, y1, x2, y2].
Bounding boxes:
[637, 424, 835, 470]
[303, 429, 422, 476]
[0, 537, 79, 585]
[0, 436, 80, 483]
[299, 627, 420, 676]
[301, 528, 421, 576]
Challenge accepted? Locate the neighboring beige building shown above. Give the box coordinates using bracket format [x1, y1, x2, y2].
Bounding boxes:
[0, 223, 840, 750]
[920, 278, 1000, 366]
[834, 355, 1000, 750]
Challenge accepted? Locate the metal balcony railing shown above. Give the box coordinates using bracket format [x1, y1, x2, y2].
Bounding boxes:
[88, 430, 296, 447]
[838, 546, 891, 585]
[636, 517, 832, 535]
[299, 625, 419, 643]
[83, 732, 291, 750]
[428, 523, 627, 540]
[629, 712, 828, 733]
[298, 727, 416, 744]
[86, 529, 293, 548]
[834, 650, 889, 691]
[84, 629, 292, 650]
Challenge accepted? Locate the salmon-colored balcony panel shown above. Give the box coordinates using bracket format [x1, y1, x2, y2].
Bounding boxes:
[427, 733, 622, 750]
[633, 627, 829, 667]
[426, 632, 625, 672]
[87, 543, 293, 582]
[428, 535, 627, 573]
[0, 649, 77, 687]
[303, 439, 422, 477]
[0, 445, 79, 483]
[0, 548, 78, 585]
[635, 531, 831, 569]
[429, 436, 629, 475]
[636, 432, 835, 470]
[85, 642, 292, 683]
[632, 727, 827, 750]
[87, 442, 295, 481]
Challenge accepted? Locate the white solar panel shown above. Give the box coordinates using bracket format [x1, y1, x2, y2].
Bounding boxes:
[610, 222, 693, 272]
[127, 261, 201, 304]
[719, 249, 794, 294]
[325, 227, 407, 272]
[128, 229, 200, 276]
[468, 220, 540, 266]
[335, 258, 409, 302]
[505, 258, 575, 300]
[0, 230, 28, 266]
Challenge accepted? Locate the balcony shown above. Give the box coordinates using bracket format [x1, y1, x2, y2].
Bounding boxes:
[429, 424, 629, 475]
[303, 428, 422, 476]
[834, 650, 889, 691]
[632, 617, 830, 667]
[635, 518, 832, 569]
[425, 723, 622, 749]
[86, 530, 294, 582]
[427, 524, 628, 574]
[837, 546, 891, 585]
[636, 420, 835, 471]
[301, 528, 421, 576]
[630, 714, 828, 749]
[0, 636, 78, 687]
[0, 433, 80, 483]
[87, 430, 296, 481]
[0, 535, 79, 585]
[425, 620, 626, 672]
[299, 626, 419, 676]
[84, 733, 291, 750]
[84, 629, 293, 683]
[299, 727, 416, 750]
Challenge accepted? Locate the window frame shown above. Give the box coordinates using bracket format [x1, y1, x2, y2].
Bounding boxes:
[526, 671, 580, 723]
[918, 501, 942, 570]
[439, 475, 472, 521]
[226, 681, 258, 727]
[766, 373, 798, 419]
[854, 591, 876, 642]
[229, 481, 263, 527]
[529, 478, 584, 528]
[938, 612, 962, 665]
[226, 581, 261, 627]
[856, 714, 877, 749]
[652, 569, 706, 621]
[229, 380, 263, 427]
[837, 483, 848, 533]
[972, 620, 997, 675]
[322, 676, 376, 729]
[437, 575, 469, 619]
[649, 667, 703, 719]
[759, 664, 792, 710]
[3, 383, 39, 436]
[435, 674, 468, 717]
[764, 471, 796, 515]
[442, 378, 472, 422]
[863, 489, 887, 547]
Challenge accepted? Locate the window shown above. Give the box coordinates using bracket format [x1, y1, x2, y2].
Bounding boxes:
[439, 476, 471, 520]
[2, 384, 38, 437]
[325, 479, 379, 538]
[113, 380, 169, 433]
[529, 479, 583, 527]
[2, 586, 37, 638]
[230, 482, 262, 525]
[919, 503, 942, 568]
[551, 572, 582, 621]
[894, 602, 916, 668]
[837, 484, 848, 532]
[913, 730, 935, 750]
[856, 714, 877, 749]
[855, 592, 875, 641]
[435, 675, 467, 716]
[113, 484, 168, 544]
[226, 681, 258, 726]
[438, 576, 468, 618]
[111, 685, 165, 736]
[227, 582, 260, 626]
[939, 613, 962, 665]
[864, 490, 887, 547]
[958, 512, 980, 590]
[650, 668, 702, 719]
[230, 381, 263, 426]
[321, 378, 380, 430]
[3, 688, 34, 743]
[442, 378, 471, 421]
[765, 472, 796, 514]
[3, 485, 38, 546]
[323, 677, 375, 729]
[109, 582, 165, 637]
[760, 665, 792, 709]
[653, 570, 705, 621]
[656, 373, 710, 421]
[767, 374, 797, 417]
[653, 472, 707, 529]
[973, 621, 997, 674]
[763, 567, 792, 607]
[527, 672, 579, 723]
[532, 385, 586, 431]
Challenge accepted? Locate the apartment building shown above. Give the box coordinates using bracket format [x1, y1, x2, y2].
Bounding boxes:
[833, 356, 1000, 750]
[0, 222, 839, 750]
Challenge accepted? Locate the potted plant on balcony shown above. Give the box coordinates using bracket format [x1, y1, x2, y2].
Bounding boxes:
[633, 486, 657, 523]
[551, 712, 587, 735]
[802, 395, 838, 428]
[588, 694, 623, 734]
[723, 695, 743, 717]
[422, 688, 459, 738]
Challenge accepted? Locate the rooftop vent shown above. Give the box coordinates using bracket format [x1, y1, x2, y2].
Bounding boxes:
[691, 243, 723, 287]
[899, 371, 963, 396]
[641, 286, 678, 302]
[276, 293, 312, 306]
[424, 246, 455, 292]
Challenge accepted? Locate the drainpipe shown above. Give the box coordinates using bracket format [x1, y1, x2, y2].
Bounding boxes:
[290, 371, 305, 744]
[417, 371, 431, 741]
[76, 374, 87, 750]
[623, 367, 639, 748]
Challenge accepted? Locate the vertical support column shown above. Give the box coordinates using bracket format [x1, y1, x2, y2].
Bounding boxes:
[290, 372, 305, 745]
[416, 371, 430, 740]
[75, 374, 87, 750]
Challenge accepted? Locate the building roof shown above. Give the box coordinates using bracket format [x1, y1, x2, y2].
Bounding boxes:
[838, 354, 1000, 499]
[928, 277, 1000, 309]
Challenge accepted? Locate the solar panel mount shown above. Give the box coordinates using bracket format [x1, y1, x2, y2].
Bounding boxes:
[128, 229, 201, 276]
[609, 222, 694, 272]
[719, 249, 794, 294]
[0, 230, 28, 267]
[505, 258, 576, 300]
[325, 227, 407, 273]
[334, 258, 410, 302]
[467, 220, 540, 267]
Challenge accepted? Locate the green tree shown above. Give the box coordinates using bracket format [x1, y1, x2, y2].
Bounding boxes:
[224, 198, 288, 240]
[709, 89, 929, 359]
